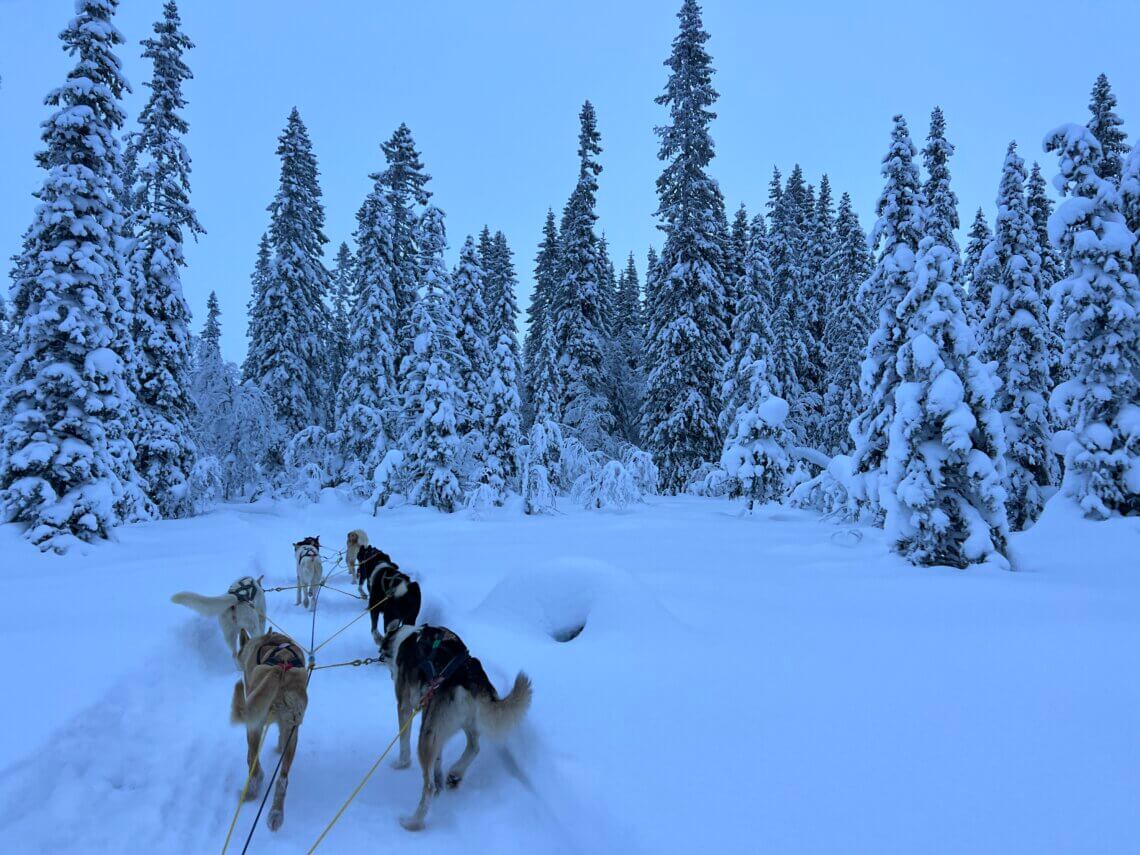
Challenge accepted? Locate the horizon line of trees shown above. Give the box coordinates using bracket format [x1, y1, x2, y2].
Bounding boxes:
[1, 0, 1137, 563]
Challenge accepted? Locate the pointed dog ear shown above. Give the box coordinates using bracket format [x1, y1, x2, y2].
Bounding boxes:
[256, 574, 265, 586]
[239, 629, 251, 649]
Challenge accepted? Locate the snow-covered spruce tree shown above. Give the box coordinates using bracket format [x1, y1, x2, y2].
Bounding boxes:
[848, 115, 926, 521]
[333, 185, 400, 495]
[491, 232, 523, 376]
[479, 234, 524, 502]
[962, 208, 994, 326]
[554, 101, 613, 449]
[643, 245, 661, 308]
[922, 107, 960, 277]
[1087, 74, 1130, 185]
[1044, 124, 1140, 518]
[398, 207, 463, 512]
[377, 124, 432, 364]
[1, 0, 153, 551]
[726, 203, 750, 328]
[248, 108, 332, 434]
[883, 235, 1009, 567]
[126, 0, 202, 518]
[801, 174, 836, 448]
[979, 142, 1058, 530]
[1125, 148, 1140, 263]
[523, 209, 559, 427]
[721, 215, 774, 429]
[611, 253, 645, 444]
[451, 236, 490, 442]
[720, 216, 790, 510]
[820, 192, 873, 455]
[327, 242, 355, 415]
[642, 0, 728, 492]
[765, 166, 809, 441]
[241, 232, 271, 383]
[1026, 163, 1066, 388]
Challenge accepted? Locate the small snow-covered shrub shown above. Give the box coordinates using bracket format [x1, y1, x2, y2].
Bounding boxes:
[464, 482, 499, 517]
[560, 436, 604, 487]
[571, 460, 643, 510]
[790, 454, 860, 520]
[685, 462, 732, 497]
[187, 456, 224, 513]
[619, 445, 659, 495]
[522, 463, 557, 515]
[282, 426, 337, 501]
[367, 448, 405, 514]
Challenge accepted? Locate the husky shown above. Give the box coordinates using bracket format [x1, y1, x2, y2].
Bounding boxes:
[358, 544, 421, 644]
[379, 623, 532, 831]
[293, 537, 323, 610]
[231, 629, 309, 833]
[346, 529, 369, 596]
[171, 575, 267, 667]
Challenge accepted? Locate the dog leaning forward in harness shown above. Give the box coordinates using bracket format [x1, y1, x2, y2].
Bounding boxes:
[231, 629, 309, 832]
[378, 624, 532, 831]
[357, 544, 422, 644]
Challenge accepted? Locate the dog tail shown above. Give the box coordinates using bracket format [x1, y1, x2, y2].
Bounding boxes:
[231, 666, 284, 727]
[477, 671, 533, 737]
[171, 591, 237, 617]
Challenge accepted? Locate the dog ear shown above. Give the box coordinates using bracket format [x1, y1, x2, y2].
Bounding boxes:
[315, 536, 320, 547]
[239, 628, 251, 649]
[256, 574, 265, 586]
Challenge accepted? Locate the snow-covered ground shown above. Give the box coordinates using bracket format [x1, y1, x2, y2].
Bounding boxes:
[0, 494, 1136, 854]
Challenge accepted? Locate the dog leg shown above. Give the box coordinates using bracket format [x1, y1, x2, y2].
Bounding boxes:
[243, 725, 263, 800]
[399, 721, 438, 831]
[392, 690, 413, 769]
[446, 726, 480, 789]
[267, 724, 298, 832]
[295, 571, 302, 606]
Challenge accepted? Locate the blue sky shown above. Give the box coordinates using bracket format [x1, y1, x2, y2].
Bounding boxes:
[2, 0, 1137, 362]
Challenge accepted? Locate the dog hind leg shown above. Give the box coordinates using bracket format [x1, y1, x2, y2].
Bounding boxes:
[267, 723, 298, 832]
[243, 724, 264, 800]
[392, 688, 414, 769]
[400, 714, 443, 831]
[447, 725, 480, 789]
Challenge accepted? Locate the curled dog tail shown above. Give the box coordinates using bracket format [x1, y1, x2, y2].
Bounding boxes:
[172, 591, 237, 617]
[230, 666, 283, 727]
[477, 672, 533, 738]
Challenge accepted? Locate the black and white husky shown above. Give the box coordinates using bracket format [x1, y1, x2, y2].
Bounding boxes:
[171, 575, 267, 667]
[293, 536, 323, 610]
[357, 544, 421, 644]
[379, 624, 532, 831]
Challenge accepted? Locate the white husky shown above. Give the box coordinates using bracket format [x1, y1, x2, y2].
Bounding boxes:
[171, 575, 267, 667]
[293, 537, 323, 610]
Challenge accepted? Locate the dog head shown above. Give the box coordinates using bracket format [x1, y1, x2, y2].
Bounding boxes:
[347, 530, 359, 546]
[377, 621, 416, 674]
[294, 536, 320, 561]
[358, 544, 397, 577]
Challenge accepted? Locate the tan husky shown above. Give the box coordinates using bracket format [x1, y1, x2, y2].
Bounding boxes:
[231, 630, 309, 832]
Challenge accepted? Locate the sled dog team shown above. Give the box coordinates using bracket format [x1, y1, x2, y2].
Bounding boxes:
[171, 529, 532, 833]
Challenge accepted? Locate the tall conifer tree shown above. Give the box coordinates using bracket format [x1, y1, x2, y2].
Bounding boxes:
[1, 0, 152, 550]
[127, 0, 202, 517]
[642, 0, 728, 492]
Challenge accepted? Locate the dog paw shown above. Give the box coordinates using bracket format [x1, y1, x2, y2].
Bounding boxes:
[446, 773, 462, 789]
[267, 808, 283, 832]
[399, 815, 425, 832]
[390, 756, 411, 770]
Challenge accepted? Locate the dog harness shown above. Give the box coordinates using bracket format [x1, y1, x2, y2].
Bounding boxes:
[361, 547, 411, 597]
[413, 627, 469, 705]
[257, 641, 305, 671]
[228, 576, 259, 605]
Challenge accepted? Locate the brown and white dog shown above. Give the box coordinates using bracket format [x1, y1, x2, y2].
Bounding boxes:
[231, 629, 309, 833]
[293, 537, 322, 609]
[379, 623, 532, 831]
[171, 575, 266, 668]
[346, 529, 369, 595]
